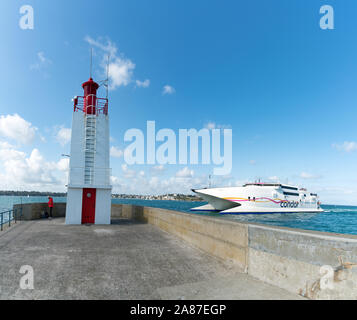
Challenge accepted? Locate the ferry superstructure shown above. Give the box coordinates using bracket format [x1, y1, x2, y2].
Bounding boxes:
[191, 183, 323, 214]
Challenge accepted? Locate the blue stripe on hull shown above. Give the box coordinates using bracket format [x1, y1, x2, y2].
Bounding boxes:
[219, 211, 319, 215]
[190, 209, 221, 212]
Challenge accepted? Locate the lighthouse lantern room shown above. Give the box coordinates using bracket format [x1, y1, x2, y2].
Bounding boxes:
[65, 77, 111, 225]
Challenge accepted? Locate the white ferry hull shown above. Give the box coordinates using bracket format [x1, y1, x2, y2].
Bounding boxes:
[191, 184, 323, 214]
[218, 206, 323, 214]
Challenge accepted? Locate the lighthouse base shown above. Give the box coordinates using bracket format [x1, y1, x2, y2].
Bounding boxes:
[65, 186, 112, 225]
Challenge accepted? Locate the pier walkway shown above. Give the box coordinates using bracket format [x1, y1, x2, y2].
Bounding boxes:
[0, 218, 303, 300]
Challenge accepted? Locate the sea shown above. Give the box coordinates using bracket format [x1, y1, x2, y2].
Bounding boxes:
[1, 195, 357, 235]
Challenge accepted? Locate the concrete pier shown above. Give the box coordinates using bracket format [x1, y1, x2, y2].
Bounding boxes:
[0, 217, 301, 300]
[5, 203, 357, 299]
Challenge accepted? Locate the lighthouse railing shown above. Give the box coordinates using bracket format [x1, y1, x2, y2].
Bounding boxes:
[73, 96, 108, 115]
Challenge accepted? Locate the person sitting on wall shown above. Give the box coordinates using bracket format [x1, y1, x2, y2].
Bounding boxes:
[47, 196, 54, 220]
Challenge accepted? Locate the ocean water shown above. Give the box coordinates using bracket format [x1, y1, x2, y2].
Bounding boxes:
[0, 196, 67, 225]
[1, 196, 357, 235]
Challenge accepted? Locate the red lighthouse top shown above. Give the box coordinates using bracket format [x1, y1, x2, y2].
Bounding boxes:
[82, 77, 99, 96]
[73, 77, 108, 115]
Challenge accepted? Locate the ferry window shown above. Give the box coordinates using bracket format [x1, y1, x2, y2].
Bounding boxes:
[248, 197, 250, 201]
[253, 197, 256, 201]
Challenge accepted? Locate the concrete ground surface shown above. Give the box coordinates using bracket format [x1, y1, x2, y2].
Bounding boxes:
[0, 218, 304, 300]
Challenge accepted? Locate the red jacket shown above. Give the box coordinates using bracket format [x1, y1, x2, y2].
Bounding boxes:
[48, 197, 54, 208]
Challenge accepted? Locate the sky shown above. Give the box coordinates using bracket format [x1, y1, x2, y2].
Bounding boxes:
[0, 0, 357, 204]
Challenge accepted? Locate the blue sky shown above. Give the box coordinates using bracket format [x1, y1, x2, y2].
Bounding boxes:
[0, 0, 357, 204]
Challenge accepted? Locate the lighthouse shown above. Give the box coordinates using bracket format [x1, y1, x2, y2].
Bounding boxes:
[65, 77, 112, 225]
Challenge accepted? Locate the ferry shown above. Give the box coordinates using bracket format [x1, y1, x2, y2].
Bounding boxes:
[191, 183, 323, 214]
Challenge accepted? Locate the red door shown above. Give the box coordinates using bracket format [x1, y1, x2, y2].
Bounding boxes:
[82, 188, 96, 224]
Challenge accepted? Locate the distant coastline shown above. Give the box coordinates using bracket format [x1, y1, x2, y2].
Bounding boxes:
[0, 191, 202, 202]
[112, 193, 202, 202]
[0, 191, 66, 197]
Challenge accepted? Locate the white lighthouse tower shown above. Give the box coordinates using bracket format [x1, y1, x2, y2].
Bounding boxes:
[65, 77, 112, 225]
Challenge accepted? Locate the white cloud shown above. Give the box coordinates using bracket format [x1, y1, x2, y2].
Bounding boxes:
[0, 148, 26, 161]
[121, 164, 136, 179]
[30, 51, 52, 70]
[300, 172, 322, 180]
[110, 175, 120, 186]
[0, 141, 15, 149]
[205, 122, 216, 130]
[111, 168, 207, 195]
[332, 141, 357, 153]
[57, 158, 69, 171]
[84, 36, 117, 57]
[249, 160, 256, 165]
[56, 127, 71, 146]
[110, 146, 123, 158]
[175, 167, 194, 178]
[84, 36, 136, 90]
[136, 79, 150, 88]
[268, 176, 280, 182]
[204, 121, 231, 130]
[0, 114, 37, 144]
[162, 85, 175, 95]
[150, 165, 166, 176]
[0, 143, 68, 191]
[38, 52, 47, 63]
[108, 57, 135, 89]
